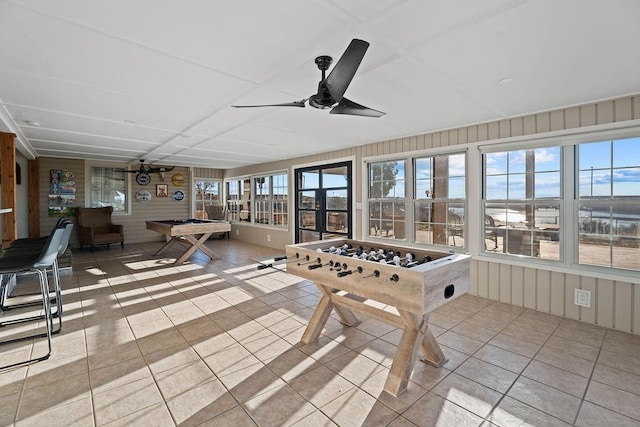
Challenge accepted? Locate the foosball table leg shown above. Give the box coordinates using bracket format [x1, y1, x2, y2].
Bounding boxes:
[333, 305, 360, 327]
[384, 311, 446, 397]
[301, 292, 333, 344]
[301, 283, 361, 344]
[419, 325, 448, 368]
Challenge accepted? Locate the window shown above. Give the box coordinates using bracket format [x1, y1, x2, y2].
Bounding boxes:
[254, 173, 288, 226]
[368, 160, 406, 239]
[272, 173, 288, 226]
[194, 179, 221, 218]
[89, 166, 128, 213]
[577, 138, 640, 270]
[414, 153, 466, 247]
[226, 173, 288, 226]
[483, 147, 562, 259]
[226, 178, 251, 222]
[254, 176, 270, 224]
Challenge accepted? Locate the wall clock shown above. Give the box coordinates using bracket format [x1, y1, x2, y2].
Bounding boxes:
[171, 173, 185, 186]
[136, 172, 151, 186]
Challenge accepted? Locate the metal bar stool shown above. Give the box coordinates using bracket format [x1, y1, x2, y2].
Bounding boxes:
[0, 220, 73, 334]
[0, 226, 66, 369]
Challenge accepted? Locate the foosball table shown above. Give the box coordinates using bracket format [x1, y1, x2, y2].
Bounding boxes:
[285, 238, 471, 397]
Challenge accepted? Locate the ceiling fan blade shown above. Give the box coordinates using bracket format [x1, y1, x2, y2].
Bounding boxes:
[232, 100, 306, 108]
[323, 39, 369, 102]
[330, 97, 385, 117]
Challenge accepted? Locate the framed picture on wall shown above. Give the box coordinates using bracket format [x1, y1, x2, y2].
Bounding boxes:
[156, 184, 168, 197]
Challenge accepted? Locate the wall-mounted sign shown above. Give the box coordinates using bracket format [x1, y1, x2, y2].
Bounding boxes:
[136, 190, 152, 203]
[172, 190, 185, 202]
[136, 172, 151, 186]
[48, 169, 76, 216]
[171, 173, 185, 186]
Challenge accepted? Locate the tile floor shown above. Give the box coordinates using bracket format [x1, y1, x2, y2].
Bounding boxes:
[1, 239, 639, 426]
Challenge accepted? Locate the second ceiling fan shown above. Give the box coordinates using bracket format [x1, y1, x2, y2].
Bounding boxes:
[232, 39, 385, 118]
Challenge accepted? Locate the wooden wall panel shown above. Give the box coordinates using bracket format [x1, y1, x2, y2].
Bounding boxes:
[550, 110, 564, 131]
[580, 276, 597, 324]
[549, 272, 565, 316]
[536, 270, 551, 312]
[581, 104, 597, 126]
[192, 168, 224, 179]
[477, 260, 489, 298]
[523, 115, 536, 135]
[38, 159, 191, 247]
[597, 100, 614, 124]
[28, 158, 40, 237]
[614, 97, 632, 121]
[469, 260, 478, 295]
[499, 263, 511, 303]
[32, 94, 636, 333]
[564, 274, 580, 320]
[523, 267, 537, 309]
[597, 279, 614, 328]
[510, 265, 524, 306]
[614, 281, 633, 333]
[511, 117, 523, 137]
[535, 113, 550, 133]
[1, 132, 17, 248]
[565, 107, 580, 129]
[488, 262, 501, 300]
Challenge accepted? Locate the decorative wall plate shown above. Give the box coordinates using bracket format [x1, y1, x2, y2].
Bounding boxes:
[172, 190, 185, 202]
[135, 190, 152, 203]
[171, 173, 185, 186]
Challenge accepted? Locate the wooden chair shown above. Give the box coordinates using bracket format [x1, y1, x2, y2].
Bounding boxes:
[448, 212, 464, 246]
[204, 205, 230, 239]
[76, 206, 124, 252]
[485, 214, 498, 250]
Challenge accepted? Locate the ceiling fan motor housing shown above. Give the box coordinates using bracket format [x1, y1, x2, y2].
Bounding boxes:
[309, 85, 336, 109]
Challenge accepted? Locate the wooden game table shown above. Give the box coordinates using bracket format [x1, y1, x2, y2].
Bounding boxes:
[146, 219, 231, 265]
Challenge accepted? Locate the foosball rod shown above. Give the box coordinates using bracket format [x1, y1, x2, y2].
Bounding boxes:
[257, 253, 302, 270]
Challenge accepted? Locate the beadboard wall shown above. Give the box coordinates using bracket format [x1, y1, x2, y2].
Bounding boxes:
[35, 96, 640, 334]
[224, 95, 640, 335]
[38, 159, 195, 247]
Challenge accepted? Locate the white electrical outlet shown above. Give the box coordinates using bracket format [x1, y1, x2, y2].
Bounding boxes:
[267, 234, 271, 242]
[235, 229, 239, 236]
[574, 289, 591, 307]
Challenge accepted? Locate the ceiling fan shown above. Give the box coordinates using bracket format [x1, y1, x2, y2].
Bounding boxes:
[232, 39, 385, 117]
[125, 159, 175, 185]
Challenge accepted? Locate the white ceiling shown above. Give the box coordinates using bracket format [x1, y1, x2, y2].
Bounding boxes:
[1, 0, 639, 170]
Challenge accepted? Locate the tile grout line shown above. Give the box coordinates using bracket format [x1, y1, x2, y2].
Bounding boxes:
[461, 305, 569, 425]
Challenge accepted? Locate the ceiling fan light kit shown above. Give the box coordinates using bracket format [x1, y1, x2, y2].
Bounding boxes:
[232, 39, 385, 117]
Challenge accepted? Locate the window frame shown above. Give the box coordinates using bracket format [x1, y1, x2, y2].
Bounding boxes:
[193, 178, 222, 217]
[225, 171, 288, 228]
[413, 151, 467, 249]
[85, 161, 131, 215]
[365, 151, 469, 249]
[225, 177, 251, 222]
[367, 159, 407, 241]
[481, 145, 564, 260]
[478, 127, 640, 276]
[575, 138, 640, 271]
